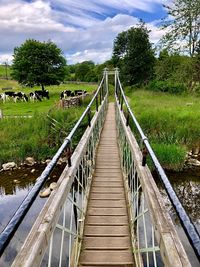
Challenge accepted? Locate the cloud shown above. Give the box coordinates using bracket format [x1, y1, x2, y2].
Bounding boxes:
[0, 0, 166, 64]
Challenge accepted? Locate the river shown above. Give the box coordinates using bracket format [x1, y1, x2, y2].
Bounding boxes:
[0, 165, 199, 266]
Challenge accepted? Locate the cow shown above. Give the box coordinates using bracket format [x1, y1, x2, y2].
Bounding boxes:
[74, 90, 87, 96]
[4, 91, 28, 102]
[34, 90, 49, 99]
[0, 93, 8, 103]
[29, 92, 42, 102]
[60, 90, 72, 99]
[13, 92, 28, 102]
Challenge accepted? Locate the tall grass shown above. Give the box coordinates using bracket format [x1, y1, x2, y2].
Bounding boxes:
[0, 80, 97, 166]
[126, 89, 200, 170]
[0, 106, 87, 166]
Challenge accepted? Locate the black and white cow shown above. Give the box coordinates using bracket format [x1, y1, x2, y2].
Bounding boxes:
[34, 90, 49, 99]
[14, 92, 28, 102]
[74, 90, 87, 96]
[60, 90, 72, 99]
[4, 91, 28, 102]
[29, 92, 42, 102]
[0, 93, 8, 103]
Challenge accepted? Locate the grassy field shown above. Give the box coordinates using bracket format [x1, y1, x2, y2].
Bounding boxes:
[0, 81, 97, 116]
[125, 88, 200, 170]
[0, 64, 11, 79]
[0, 79, 98, 166]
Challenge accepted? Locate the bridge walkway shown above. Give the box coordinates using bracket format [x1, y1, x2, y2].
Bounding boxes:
[79, 103, 134, 266]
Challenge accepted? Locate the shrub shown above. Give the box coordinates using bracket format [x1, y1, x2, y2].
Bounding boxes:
[147, 80, 186, 94]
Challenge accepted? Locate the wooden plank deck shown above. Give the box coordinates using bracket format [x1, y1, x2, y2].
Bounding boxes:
[79, 103, 134, 266]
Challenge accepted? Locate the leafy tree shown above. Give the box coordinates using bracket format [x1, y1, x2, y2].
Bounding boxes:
[75, 61, 95, 81]
[112, 22, 155, 85]
[11, 39, 66, 90]
[161, 0, 200, 57]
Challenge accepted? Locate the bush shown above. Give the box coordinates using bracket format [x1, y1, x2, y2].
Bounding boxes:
[147, 80, 186, 94]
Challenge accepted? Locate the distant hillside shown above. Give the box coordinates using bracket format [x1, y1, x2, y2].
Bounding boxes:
[0, 64, 11, 79]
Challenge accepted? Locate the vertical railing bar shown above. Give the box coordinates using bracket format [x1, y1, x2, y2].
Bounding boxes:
[142, 194, 149, 267]
[152, 226, 158, 267]
[68, 186, 74, 267]
[47, 234, 54, 267]
[59, 203, 66, 267]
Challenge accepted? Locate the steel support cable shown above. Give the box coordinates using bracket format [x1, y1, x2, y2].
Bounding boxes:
[0, 71, 108, 257]
[115, 71, 200, 261]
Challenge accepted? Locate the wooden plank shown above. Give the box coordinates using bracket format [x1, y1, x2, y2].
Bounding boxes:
[89, 193, 125, 200]
[79, 251, 133, 265]
[85, 215, 128, 225]
[82, 236, 130, 248]
[84, 226, 129, 237]
[79, 103, 134, 266]
[88, 199, 126, 208]
[87, 207, 127, 216]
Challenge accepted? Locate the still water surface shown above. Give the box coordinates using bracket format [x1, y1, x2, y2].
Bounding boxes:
[0, 166, 199, 266]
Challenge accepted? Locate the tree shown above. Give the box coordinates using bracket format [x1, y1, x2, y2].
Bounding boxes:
[75, 61, 95, 81]
[11, 39, 66, 90]
[155, 51, 194, 89]
[161, 0, 200, 57]
[112, 22, 155, 85]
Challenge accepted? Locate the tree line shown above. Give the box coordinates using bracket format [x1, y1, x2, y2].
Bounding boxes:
[10, 0, 200, 93]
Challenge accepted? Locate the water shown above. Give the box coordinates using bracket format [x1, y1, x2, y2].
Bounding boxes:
[154, 169, 200, 267]
[0, 164, 65, 267]
[0, 166, 199, 266]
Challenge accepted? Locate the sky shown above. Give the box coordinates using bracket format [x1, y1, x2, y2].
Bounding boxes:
[0, 0, 168, 65]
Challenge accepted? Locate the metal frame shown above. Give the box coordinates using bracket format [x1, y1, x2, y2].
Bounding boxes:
[0, 70, 108, 261]
[115, 68, 200, 262]
[116, 100, 191, 266]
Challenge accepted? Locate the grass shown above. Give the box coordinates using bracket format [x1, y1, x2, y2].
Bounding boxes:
[0, 65, 11, 79]
[125, 89, 200, 170]
[0, 79, 98, 166]
[0, 81, 97, 116]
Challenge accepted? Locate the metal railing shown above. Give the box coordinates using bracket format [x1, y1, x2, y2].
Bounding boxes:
[115, 68, 200, 265]
[0, 69, 108, 265]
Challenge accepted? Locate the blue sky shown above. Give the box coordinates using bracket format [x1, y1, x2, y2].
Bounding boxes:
[0, 0, 168, 64]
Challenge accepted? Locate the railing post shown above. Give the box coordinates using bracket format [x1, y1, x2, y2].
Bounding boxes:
[66, 143, 72, 167]
[96, 95, 98, 111]
[99, 85, 102, 104]
[142, 147, 148, 166]
[120, 94, 123, 111]
[126, 113, 129, 127]
[87, 108, 91, 127]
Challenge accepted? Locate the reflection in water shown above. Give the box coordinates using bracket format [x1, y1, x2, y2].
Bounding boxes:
[153, 170, 200, 267]
[0, 164, 65, 267]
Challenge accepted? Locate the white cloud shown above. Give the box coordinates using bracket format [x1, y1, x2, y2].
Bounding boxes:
[0, 0, 166, 64]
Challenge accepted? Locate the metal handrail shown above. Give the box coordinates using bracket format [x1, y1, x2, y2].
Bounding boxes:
[115, 69, 200, 262]
[0, 69, 108, 257]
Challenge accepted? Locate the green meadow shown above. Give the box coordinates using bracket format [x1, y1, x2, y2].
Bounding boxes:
[125, 89, 200, 170]
[0, 80, 97, 166]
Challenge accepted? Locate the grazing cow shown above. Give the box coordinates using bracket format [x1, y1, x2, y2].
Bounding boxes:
[4, 91, 28, 102]
[74, 90, 87, 96]
[0, 93, 8, 103]
[34, 90, 49, 99]
[60, 90, 72, 99]
[29, 92, 42, 102]
[14, 92, 28, 102]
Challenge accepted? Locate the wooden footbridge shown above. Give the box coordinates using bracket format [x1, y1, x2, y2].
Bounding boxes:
[0, 69, 200, 266]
